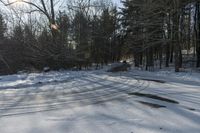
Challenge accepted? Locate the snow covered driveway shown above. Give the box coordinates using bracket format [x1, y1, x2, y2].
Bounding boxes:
[0, 70, 200, 133]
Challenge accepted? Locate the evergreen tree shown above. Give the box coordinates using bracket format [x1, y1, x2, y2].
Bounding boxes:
[72, 11, 90, 62]
[0, 13, 6, 40]
[56, 11, 70, 48]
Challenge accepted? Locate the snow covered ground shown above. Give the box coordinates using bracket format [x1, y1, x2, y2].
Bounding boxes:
[0, 69, 200, 133]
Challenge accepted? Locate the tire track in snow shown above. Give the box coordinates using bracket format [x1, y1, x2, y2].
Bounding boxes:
[0, 72, 150, 117]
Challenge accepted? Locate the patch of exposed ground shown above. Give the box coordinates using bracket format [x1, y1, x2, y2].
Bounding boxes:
[137, 78, 166, 83]
[137, 101, 166, 108]
[128, 92, 179, 104]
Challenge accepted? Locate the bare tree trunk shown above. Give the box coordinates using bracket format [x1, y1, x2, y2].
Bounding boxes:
[170, 43, 174, 63]
[195, 2, 200, 67]
[174, 10, 181, 72]
[166, 43, 170, 67]
[159, 47, 163, 69]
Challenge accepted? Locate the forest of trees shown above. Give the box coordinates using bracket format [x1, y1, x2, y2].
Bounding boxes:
[0, 0, 200, 75]
[121, 0, 200, 72]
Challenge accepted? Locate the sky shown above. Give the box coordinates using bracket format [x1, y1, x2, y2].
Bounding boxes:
[0, 0, 123, 9]
[113, 0, 123, 7]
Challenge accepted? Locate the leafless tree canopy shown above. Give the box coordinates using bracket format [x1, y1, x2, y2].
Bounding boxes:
[0, 0, 200, 74]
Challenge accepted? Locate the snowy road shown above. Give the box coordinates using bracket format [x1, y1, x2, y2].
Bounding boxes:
[0, 70, 200, 133]
[0, 72, 149, 117]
